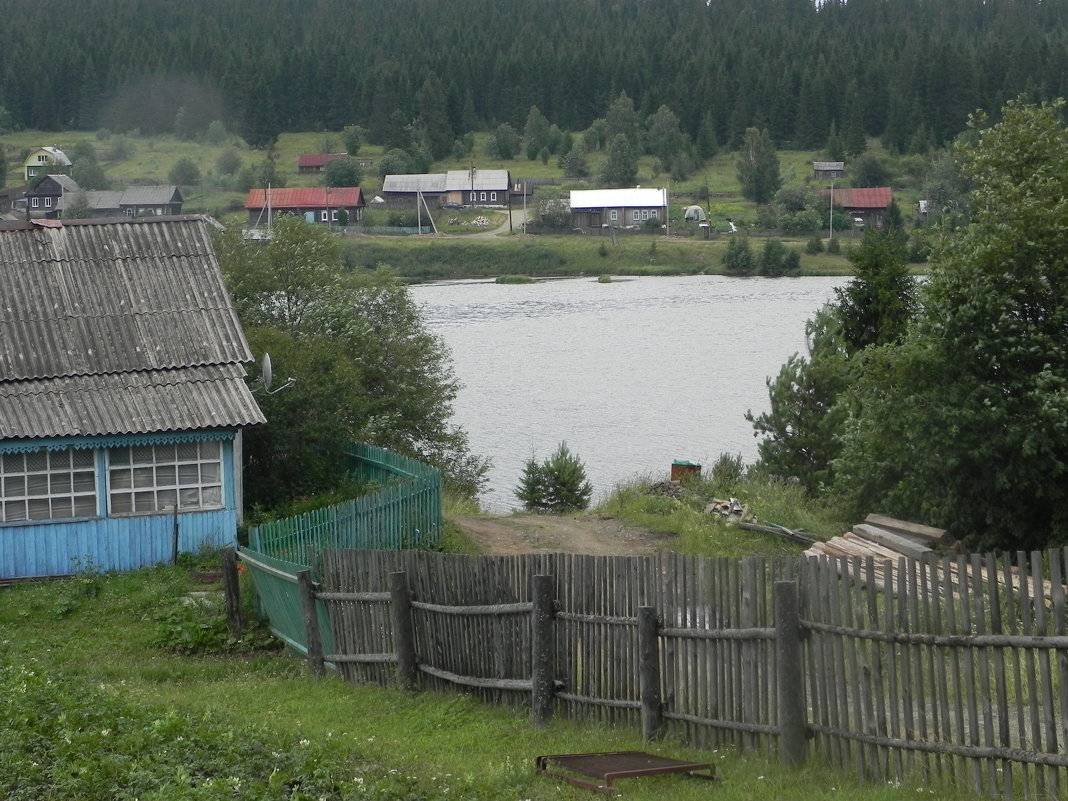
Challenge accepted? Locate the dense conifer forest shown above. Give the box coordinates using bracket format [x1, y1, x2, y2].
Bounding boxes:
[2, 0, 1067, 150]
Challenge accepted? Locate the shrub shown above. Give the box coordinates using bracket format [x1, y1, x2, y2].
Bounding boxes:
[515, 442, 593, 513]
[806, 235, 824, 254]
[722, 237, 756, 276]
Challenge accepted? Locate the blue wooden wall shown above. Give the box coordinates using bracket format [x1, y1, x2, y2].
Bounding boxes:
[0, 509, 238, 578]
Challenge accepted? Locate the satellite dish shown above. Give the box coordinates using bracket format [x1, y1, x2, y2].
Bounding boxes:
[261, 352, 273, 391]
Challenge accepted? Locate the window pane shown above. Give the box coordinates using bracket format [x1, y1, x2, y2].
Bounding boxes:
[177, 464, 199, 485]
[156, 465, 176, 486]
[74, 496, 97, 517]
[71, 449, 94, 468]
[199, 441, 220, 460]
[176, 442, 198, 461]
[26, 474, 48, 495]
[111, 469, 132, 490]
[72, 471, 96, 493]
[179, 488, 200, 507]
[157, 489, 177, 510]
[201, 462, 220, 484]
[111, 493, 132, 514]
[132, 445, 155, 464]
[134, 491, 156, 512]
[4, 475, 25, 496]
[28, 498, 50, 519]
[132, 467, 154, 488]
[2, 453, 24, 473]
[202, 486, 222, 507]
[110, 449, 130, 466]
[48, 450, 71, 470]
[4, 500, 27, 521]
[50, 473, 72, 494]
[50, 497, 73, 518]
[25, 451, 47, 471]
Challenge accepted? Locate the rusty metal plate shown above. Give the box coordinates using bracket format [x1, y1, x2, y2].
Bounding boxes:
[535, 751, 716, 792]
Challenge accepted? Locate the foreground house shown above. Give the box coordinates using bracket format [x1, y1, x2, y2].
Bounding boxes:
[0, 217, 265, 580]
[569, 187, 668, 229]
[244, 186, 365, 226]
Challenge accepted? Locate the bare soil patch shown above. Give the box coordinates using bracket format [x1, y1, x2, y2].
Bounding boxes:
[447, 514, 674, 556]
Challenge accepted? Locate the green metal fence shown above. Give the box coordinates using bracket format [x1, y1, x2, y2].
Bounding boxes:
[247, 442, 442, 572]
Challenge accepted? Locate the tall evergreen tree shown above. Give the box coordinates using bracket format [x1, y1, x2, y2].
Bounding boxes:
[736, 127, 781, 205]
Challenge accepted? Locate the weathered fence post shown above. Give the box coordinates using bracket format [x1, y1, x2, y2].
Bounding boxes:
[638, 606, 664, 741]
[531, 574, 555, 727]
[221, 546, 242, 637]
[390, 571, 419, 690]
[298, 569, 325, 677]
[775, 580, 806, 766]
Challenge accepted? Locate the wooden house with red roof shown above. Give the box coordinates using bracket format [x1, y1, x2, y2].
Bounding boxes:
[244, 186, 365, 227]
[297, 153, 348, 173]
[829, 186, 893, 228]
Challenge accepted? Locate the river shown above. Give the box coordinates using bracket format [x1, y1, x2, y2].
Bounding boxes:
[412, 275, 842, 511]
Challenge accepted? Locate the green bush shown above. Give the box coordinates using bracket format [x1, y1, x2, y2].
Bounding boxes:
[515, 441, 593, 513]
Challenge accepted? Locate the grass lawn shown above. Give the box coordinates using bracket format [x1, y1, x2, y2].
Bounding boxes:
[0, 561, 966, 800]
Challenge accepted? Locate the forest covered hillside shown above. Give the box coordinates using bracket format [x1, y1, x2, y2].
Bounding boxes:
[1, 0, 1067, 151]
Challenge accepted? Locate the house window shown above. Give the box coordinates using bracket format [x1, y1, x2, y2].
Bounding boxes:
[632, 210, 640, 222]
[641, 210, 649, 220]
[490, 192, 497, 202]
[45, 197, 52, 208]
[610, 210, 618, 222]
[0, 448, 97, 522]
[321, 210, 329, 222]
[480, 192, 487, 202]
[650, 210, 657, 219]
[108, 440, 222, 515]
[470, 192, 476, 202]
[31, 197, 39, 208]
[331, 210, 338, 221]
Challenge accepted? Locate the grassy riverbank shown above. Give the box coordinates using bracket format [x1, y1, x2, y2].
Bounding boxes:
[0, 563, 964, 801]
[342, 230, 858, 281]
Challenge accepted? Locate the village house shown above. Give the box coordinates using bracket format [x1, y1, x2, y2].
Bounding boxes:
[0, 216, 265, 580]
[813, 161, 845, 181]
[381, 169, 510, 209]
[569, 187, 668, 230]
[244, 186, 365, 227]
[829, 186, 894, 228]
[23, 146, 72, 182]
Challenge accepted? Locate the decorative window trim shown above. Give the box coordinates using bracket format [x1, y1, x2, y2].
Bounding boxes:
[610, 210, 619, 221]
[632, 210, 640, 222]
[0, 430, 233, 456]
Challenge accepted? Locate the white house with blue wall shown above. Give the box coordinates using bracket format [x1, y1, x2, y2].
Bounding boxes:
[0, 216, 265, 580]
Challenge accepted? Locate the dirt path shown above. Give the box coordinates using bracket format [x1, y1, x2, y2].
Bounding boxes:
[447, 514, 674, 555]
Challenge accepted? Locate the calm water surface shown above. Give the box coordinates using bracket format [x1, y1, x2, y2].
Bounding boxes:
[412, 275, 841, 511]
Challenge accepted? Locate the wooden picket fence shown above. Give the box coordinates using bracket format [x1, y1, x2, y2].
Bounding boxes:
[236, 546, 1068, 799]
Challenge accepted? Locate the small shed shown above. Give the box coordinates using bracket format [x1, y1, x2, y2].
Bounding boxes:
[0, 216, 265, 580]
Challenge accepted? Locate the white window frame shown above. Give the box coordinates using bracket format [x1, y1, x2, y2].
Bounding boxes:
[0, 447, 97, 523]
[480, 191, 487, 202]
[650, 209, 658, 219]
[641, 210, 649, 220]
[610, 210, 619, 222]
[31, 197, 39, 208]
[331, 210, 338, 221]
[107, 440, 223, 516]
[470, 192, 476, 202]
[321, 210, 329, 222]
[490, 192, 497, 202]
[45, 197, 53, 208]
[632, 210, 640, 222]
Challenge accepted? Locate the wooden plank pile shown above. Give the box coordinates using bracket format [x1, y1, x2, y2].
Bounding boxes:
[804, 514, 961, 594]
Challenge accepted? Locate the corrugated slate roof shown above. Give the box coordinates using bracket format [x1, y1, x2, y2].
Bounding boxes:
[119, 186, 182, 205]
[244, 187, 362, 209]
[570, 187, 667, 209]
[0, 217, 264, 440]
[381, 174, 447, 193]
[0, 364, 263, 439]
[444, 169, 510, 191]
